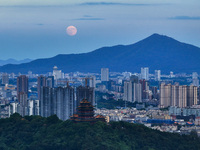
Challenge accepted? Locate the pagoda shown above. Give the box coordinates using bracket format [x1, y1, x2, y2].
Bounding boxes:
[70, 99, 95, 123]
[70, 99, 105, 123]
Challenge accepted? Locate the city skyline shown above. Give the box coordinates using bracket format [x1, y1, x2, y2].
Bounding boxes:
[0, 0, 200, 60]
[1, 1, 200, 149]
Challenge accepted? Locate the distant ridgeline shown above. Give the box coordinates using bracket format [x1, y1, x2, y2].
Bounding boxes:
[0, 114, 200, 149]
[1, 34, 200, 73]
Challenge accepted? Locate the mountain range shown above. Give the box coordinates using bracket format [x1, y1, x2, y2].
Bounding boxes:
[0, 59, 32, 66]
[0, 33, 200, 74]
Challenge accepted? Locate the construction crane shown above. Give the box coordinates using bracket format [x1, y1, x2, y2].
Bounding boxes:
[66, 76, 94, 87]
[83, 77, 94, 87]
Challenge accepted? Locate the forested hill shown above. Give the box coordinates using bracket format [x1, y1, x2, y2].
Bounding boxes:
[0, 114, 200, 150]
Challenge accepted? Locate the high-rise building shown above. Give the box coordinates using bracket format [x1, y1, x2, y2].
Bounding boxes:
[123, 75, 142, 103]
[19, 93, 28, 117]
[17, 75, 28, 102]
[160, 83, 171, 108]
[199, 87, 200, 105]
[171, 85, 178, 107]
[192, 72, 199, 87]
[28, 71, 33, 78]
[187, 85, 198, 106]
[37, 75, 46, 100]
[171, 85, 187, 108]
[46, 76, 54, 88]
[151, 86, 158, 99]
[170, 71, 174, 78]
[89, 76, 96, 88]
[34, 100, 40, 115]
[141, 67, 149, 80]
[2, 73, 9, 85]
[140, 79, 149, 100]
[84, 77, 96, 88]
[76, 86, 95, 108]
[192, 72, 198, 79]
[53, 66, 62, 80]
[27, 100, 34, 116]
[55, 87, 75, 120]
[40, 87, 54, 117]
[9, 102, 20, 117]
[40, 86, 75, 120]
[101, 68, 109, 82]
[10, 73, 15, 79]
[160, 83, 197, 108]
[179, 85, 187, 108]
[27, 100, 40, 116]
[155, 70, 161, 81]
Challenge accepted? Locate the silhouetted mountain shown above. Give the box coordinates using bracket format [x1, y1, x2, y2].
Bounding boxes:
[0, 33, 200, 74]
[0, 58, 32, 66]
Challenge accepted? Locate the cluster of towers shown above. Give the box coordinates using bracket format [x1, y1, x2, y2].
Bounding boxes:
[160, 83, 197, 108]
[123, 75, 149, 103]
[15, 73, 95, 120]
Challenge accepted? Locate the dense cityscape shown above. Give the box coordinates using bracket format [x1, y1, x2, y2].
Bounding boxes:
[1, 0, 200, 149]
[0, 66, 200, 136]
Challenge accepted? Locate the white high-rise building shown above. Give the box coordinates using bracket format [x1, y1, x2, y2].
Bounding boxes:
[28, 100, 34, 116]
[192, 72, 199, 87]
[192, 72, 198, 79]
[53, 66, 63, 80]
[155, 70, 161, 81]
[141, 67, 149, 80]
[89, 76, 96, 88]
[170, 71, 175, 78]
[101, 68, 109, 82]
[53, 66, 63, 86]
[28, 71, 33, 78]
[2, 73, 9, 84]
[9, 102, 20, 117]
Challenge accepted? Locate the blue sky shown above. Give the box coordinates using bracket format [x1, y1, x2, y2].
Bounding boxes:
[0, 0, 200, 60]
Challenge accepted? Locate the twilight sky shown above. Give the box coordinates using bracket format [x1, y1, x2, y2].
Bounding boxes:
[0, 0, 200, 60]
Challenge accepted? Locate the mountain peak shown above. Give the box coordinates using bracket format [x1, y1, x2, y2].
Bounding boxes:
[150, 33, 163, 37]
[0, 34, 199, 73]
[147, 33, 174, 40]
[132, 33, 180, 47]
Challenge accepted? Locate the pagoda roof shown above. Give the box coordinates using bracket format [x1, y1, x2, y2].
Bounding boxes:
[95, 115, 105, 119]
[80, 99, 91, 104]
[71, 114, 78, 118]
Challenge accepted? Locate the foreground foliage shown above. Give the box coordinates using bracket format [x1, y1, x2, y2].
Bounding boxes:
[0, 114, 200, 150]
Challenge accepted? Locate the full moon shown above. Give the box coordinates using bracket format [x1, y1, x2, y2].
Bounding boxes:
[66, 26, 77, 36]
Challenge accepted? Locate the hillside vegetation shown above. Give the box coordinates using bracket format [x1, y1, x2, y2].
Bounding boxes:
[0, 113, 200, 150]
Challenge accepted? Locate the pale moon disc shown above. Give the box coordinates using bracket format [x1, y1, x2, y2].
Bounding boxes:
[66, 26, 77, 36]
